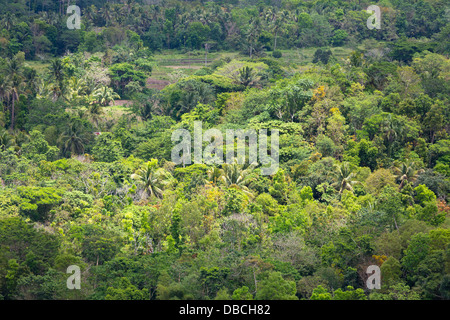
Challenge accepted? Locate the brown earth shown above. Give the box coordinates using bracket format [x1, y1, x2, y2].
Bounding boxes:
[165, 65, 204, 69]
[146, 78, 171, 90]
[112, 100, 132, 106]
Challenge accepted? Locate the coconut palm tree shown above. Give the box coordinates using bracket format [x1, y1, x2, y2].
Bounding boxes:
[66, 77, 89, 103]
[50, 58, 65, 84]
[332, 162, 359, 194]
[100, 2, 112, 26]
[87, 103, 103, 128]
[92, 86, 120, 106]
[23, 67, 39, 96]
[6, 54, 23, 77]
[220, 160, 256, 196]
[238, 66, 255, 87]
[49, 59, 66, 101]
[0, 128, 13, 151]
[12, 130, 29, 156]
[3, 12, 15, 31]
[84, 5, 97, 22]
[246, 17, 262, 58]
[59, 120, 91, 157]
[3, 55, 25, 130]
[392, 161, 424, 190]
[207, 166, 222, 185]
[0, 75, 9, 107]
[131, 159, 174, 199]
[35, 78, 52, 100]
[6, 74, 25, 130]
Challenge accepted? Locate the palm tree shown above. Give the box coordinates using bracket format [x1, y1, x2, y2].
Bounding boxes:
[6, 74, 25, 130]
[246, 17, 262, 58]
[3, 12, 15, 31]
[122, 0, 134, 15]
[3, 55, 25, 130]
[111, 4, 123, 26]
[50, 59, 65, 84]
[49, 81, 68, 101]
[49, 59, 66, 101]
[131, 159, 174, 199]
[264, 8, 284, 51]
[12, 130, 29, 155]
[238, 66, 255, 87]
[66, 77, 89, 103]
[92, 86, 120, 106]
[84, 5, 97, 22]
[87, 103, 103, 128]
[332, 162, 359, 194]
[392, 161, 424, 190]
[379, 113, 399, 157]
[132, 98, 154, 122]
[220, 160, 256, 196]
[0, 128, 13, 151]
[0, 75, 8, 107]
[272, 11, 288, 51]
[59, 120, 91, 156]
[6, 55, 23, 77]
[23, 67, 38, 96]
[100, 2, 112, 26]
[35, 78, 52, 100]
[207, 166, 222, 185]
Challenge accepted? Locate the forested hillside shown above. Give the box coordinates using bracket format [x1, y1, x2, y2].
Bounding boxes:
[0, 0, 449, 301]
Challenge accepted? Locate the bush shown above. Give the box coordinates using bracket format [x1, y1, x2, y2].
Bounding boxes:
[312, 48, 333, 64]
[272, 50, 282, 59]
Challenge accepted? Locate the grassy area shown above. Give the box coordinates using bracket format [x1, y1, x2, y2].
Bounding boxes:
[25, 60, 51, 75]
[103, 104, 133, 120]
[24, 46, 361, 86]
[149, 46, 360, 81]
[151, 49, 240, 63]
[149, 49, 244, 81]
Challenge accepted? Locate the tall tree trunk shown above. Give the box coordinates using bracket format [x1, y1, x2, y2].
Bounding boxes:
[274, 30, 278, 51]
[253, 267, 257, 293]
[10, 96, 15, 130]
[204, 43, 208, 67]
[393, 215, 399, 231]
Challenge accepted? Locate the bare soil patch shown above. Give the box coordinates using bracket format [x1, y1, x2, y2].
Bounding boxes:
[146, 78, 171, 90]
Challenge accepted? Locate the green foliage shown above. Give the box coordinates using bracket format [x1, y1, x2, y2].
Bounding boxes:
[255, 272, 298, 300]
[369, 283, 421, 300]
[0, 0, 448, 302]
[312, 49, 333, 64]
[22, 130, 59, 162]
[309, 285, 332, 300]
[272, 50, 282, 59]
[109, 63, 147, 97]
[232, 286, 254, 300]
[223, 188, 248, 216]
[16, 186, 63, 221]
[92, 133, 124, 163]
[0, 217, 60, 298]
[105, 277, 148, 300]
[200, 267, 230, 299]
[254, 193, 279, 216]
[81, 225, 122, 265]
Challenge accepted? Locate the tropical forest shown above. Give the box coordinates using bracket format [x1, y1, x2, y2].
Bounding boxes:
[0, 0, 449, 301]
